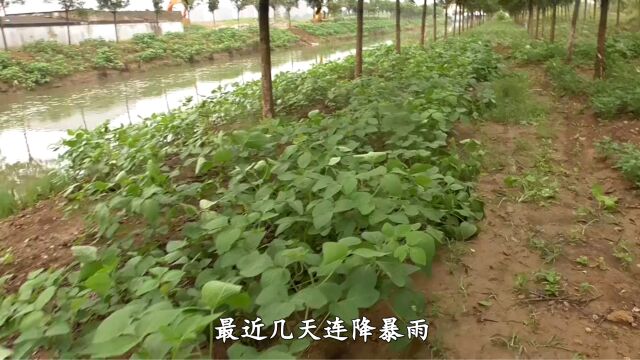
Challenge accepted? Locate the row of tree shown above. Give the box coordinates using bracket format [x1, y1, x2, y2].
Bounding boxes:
[258, 0, 498, 118]
[501, 0, 628, 78]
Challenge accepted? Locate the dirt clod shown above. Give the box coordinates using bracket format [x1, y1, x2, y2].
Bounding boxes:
[606, 310, 635, 325]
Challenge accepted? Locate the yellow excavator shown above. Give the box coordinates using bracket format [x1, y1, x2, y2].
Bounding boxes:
[167, 0, 191, 22]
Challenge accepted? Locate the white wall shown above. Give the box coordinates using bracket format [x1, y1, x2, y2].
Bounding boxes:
[3, 22, 184, 48]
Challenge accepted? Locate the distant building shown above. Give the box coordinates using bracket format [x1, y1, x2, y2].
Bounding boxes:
[1, 10, 184, 49]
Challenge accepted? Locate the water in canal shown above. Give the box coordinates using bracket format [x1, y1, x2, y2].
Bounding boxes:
[0, 32, 427, 167]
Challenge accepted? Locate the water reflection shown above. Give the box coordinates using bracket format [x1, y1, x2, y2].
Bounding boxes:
[0, 33, 425, 166]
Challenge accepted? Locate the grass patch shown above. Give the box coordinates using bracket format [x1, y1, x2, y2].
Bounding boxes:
[485, 73, 548, 124]
[597, 138, 640, 187]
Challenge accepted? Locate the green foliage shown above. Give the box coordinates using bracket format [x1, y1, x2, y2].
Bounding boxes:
[0, 163, 66, 220]
[535, 269, 562, 297]
[597, 138, 640, 187]
[591, 61, 640, 119]
[591, 184, 618, 211]
[545, 60, 591, 96]
[0, 39, 500, 358]
[485, 73, 547, 124]
[94, 47, 125, 70]
[295, 19, 418, 38]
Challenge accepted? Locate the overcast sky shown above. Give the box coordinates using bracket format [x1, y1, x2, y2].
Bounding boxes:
[4, 0, 316, 22]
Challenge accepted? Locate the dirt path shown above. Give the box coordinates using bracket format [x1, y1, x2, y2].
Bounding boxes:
[420, 64, 640, 358]
[0, 199, 84, 291]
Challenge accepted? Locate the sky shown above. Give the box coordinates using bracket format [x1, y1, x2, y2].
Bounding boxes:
[4, 0, 316, 22]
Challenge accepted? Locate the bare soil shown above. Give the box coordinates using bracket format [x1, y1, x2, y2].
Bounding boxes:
[0, 198, 84, 292]
[415, 65, 640, 359]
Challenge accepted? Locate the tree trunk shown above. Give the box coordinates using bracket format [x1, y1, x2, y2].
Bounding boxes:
[583, 0, 587, 21]
[213, 12, 216, 26]
[593, 0, 597, 19]
[1, 14, 8, 51]
[535, 6, 540, 38]
[594, 0, 609, 79]
[420, 0, 427, 46]
[395, 0, 401, 54]
[551, 1, 557, 42]
[65, 9, 72, 45]
[454, 3, 458, 36]
[567, 0, 581, 63]
[113, 11, 119, 42]
[355, 0, 363, 77]
[258, 0, 274, 118]
[444, 5, 448, 39]
[459, 5, 463, 34]
[287, 9, 292, 28]
[542, 7, 546, 38]
[616, 0, 620, 28]
[432, 0, 437, 41]
[527, 0, 534, 35]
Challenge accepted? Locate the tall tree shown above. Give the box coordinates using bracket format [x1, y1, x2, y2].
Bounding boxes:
[420, 0, 427, 46]
[283, 0, 298, 28]
[535, 3, 540, 38]
[594, 0, 609, 78]
[152, 0, 162, 26]
[270, 0, 280, 21]
[615, 0, 620, 28]
[444, 1, 449, 38]
[208, 0, 219, 25]
[44, 0, 84, 45]
[395, 0, 400, 53]
[454, 2, 458, 35]
[258, 0, 274, 117]
[231, 0, 252, 27]
[355, 0, 363, 77]
[550, 0, 557, 41]
[432, 0, 437, 41]
[583, 0, 586, 21]
[567, 0, 581, 63]
[527, 0, 533, 34]
[96, 0, 130, 42]
[1, 0, 25, 51]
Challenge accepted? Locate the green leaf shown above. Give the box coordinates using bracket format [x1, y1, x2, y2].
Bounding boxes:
[351, 192, 375, 215]
[258, 302, 295, 325]
[166, 240, 187, 253]
[337, 172, 357, 195]
[84, 335, 141, 358]
[33, 286, 56, 310]
[328, 157, 341, 165]
[93, 306, 135, 344]
[353, 248, 388, 258]
[297, 151, 312, 169]
[239, 252, 274, 278]
[381, 174, 403, 196]
[201, 280, 242, 309]
[136, 309, 182, 336]
[141, 198, 160, 224]
[0, 346, 12, 360]
[199, 199, 215, 210]
[409, 247, 427, 266]
[338, 236, 361, 246]
[216, 227, 242, 254]
[377, 261, 409, 287]
[312, 199, 333, 229]
[455, 221, 478, 241]
[213, 148, 233, 164]
[85, 268, 113, 297]
[293, 286, 328, 309]
[71, 246, 97, 263]
[322, 242, 349, 265]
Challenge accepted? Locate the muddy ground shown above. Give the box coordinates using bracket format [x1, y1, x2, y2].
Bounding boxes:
[1, 48, 639, 359]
